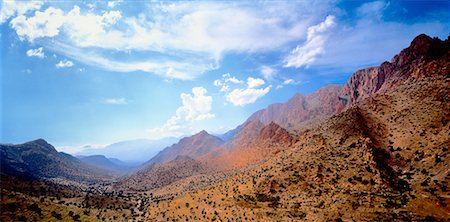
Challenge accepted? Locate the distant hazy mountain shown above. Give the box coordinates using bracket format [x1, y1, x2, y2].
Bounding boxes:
[216, 124, 244, 141]
[77, 155, 134, 173]
[0, 139, 112, 183]
[75, 137, 178, 163]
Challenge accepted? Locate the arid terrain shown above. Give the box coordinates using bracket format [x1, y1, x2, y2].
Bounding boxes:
[1, 34, 449, 221]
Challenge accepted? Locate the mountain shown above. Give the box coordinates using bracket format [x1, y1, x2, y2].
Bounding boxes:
[204, 121, 296, 170]
[217, 124, 244, 141]
[2, 34, 448, 222]
[248, 84, 345, 131]
[76, 137, 178, 163]
[117, 130, 224, 192]
[78, 155, 133, 173]
[0, 139, 112, 183]
[341, 34, 449, 104]
[144, 34, 450, 221]
[146, 130, 224, 165]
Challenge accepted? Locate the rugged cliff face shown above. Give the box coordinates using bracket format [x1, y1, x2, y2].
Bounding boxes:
[342, 34, 449, 104]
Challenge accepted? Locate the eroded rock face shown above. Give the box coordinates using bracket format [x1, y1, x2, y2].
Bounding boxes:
[342, 34, 449, 104]
[259, 122, 295, 145]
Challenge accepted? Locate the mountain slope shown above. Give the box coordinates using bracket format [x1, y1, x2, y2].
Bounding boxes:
[115, 156, 208, 192]
[0, 139, 113, 183]
[143, 34, 450, 221]
[146, 130, 224, 165]
[203, 121, 296, 170]
[248, 84, 345, 131]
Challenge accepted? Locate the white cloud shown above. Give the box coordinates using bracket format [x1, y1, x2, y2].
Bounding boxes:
[276, 79, 301, 89]
[213, 73, 244, 92]
[107, 0, 123, 8]
[357, 1, 389, 21]
[56, 60, 74, 68]
[0, 0, 43, 24]
[284, 15, 336, 68]
[6, 2, 333, 79]
[63, 6, 122, 47]
[226, 85, 271, 107]
[86, 3, 96, 10]
[260, 65, 277, 80]
[104, 97, 127, 105]
[10, 7, 65, 41]
[247, 77, 265, 89]
[214, 74, 271, 106]
[26, 47, 44, 58]
[149, 87, 215, 138]
[45, 41, 215, 80]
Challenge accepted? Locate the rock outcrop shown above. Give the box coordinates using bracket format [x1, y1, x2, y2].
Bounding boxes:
[342, 34, 449, 104]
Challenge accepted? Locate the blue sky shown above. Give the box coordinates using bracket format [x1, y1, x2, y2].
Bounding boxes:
[1, 0, 448, 153]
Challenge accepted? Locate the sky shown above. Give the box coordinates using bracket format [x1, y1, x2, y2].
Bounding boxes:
[1, 0, 448, 153]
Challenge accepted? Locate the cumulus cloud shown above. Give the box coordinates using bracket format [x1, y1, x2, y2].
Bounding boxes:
[64, 6, 122, 47]
[56, 60, 74, 68]
[284, 15, 336, 68]
[247, 77, 265, 88]
[11, 7, 65, 41]
[0, 0, 43, 23]
[26, 47, 44, 58]
[104, 97, 127, 105]
[11, 5, 122, 45]
[213, 73, 244, 92]
[214, 74, 271, 106]
[149, 87, 215, 138]
[226, 86, 271, 106]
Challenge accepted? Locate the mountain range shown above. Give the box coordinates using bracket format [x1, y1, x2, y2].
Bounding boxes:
[1, 34, 448, 221]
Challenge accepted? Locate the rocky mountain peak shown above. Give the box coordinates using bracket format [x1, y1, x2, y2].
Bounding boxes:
[146, 129, 223, 165]
[193, 130, 210, 138]
[342, 34, 449, 104]
[27, 138, 51, 146]
[391, 33, 448, 67]
[23, 138, 58, 153]
[259, 122, 295, 144]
